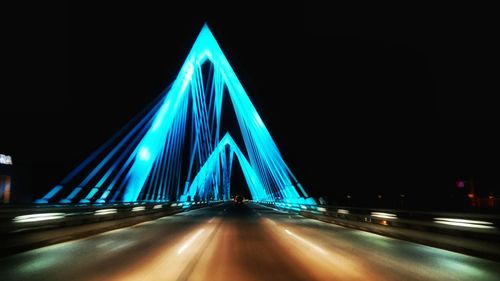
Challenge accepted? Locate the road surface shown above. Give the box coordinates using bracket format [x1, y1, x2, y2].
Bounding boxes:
[0, 203, 499, 281]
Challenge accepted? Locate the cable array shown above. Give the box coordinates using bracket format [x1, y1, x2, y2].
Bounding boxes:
[36, 25, 315, 205]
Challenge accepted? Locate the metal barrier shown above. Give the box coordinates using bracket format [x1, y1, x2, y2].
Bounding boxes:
[0, 201, 214, 234]
[257, 201, 500, 261]
[0, 201, 221, 257]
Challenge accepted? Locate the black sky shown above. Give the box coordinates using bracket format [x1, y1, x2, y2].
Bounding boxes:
[1, 2, 499, 205]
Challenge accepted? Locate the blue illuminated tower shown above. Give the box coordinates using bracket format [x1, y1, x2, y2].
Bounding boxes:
[36, 24, 315, 205]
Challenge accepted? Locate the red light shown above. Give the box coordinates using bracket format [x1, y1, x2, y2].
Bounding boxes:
[467, 193, 474, 199]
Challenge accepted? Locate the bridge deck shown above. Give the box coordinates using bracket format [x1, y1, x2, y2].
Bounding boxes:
[0, 203, 499, 281]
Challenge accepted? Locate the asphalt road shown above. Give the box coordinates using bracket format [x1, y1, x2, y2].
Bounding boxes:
[0, 203, 499, 281]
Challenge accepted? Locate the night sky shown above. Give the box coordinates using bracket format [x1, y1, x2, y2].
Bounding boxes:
[1, 3, 498, 208]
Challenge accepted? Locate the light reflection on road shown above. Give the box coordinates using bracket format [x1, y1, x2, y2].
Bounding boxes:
[0, 203, 499, 281]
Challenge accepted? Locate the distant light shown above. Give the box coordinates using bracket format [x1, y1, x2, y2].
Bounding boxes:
[132, 206, 146, 212]
[337, 209, 349, 214]
[13, 213, 65, 223]
[467, 193, 474, 199]
[0, 154, 13, 165]
[434, 218, 494, 229]
[153, 204, 163, 209]
[94, 209, 117, 215]
[371, 212, 397, 219]
[138, 147, 151, 161]
[456, 180, 465, 188]
[346, 195, 351, 199]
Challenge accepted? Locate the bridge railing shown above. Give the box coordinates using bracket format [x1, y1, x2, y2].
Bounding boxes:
[0, 201, 216, 234]
[0, 200, 225, 256]
[257, 201, 500, 261]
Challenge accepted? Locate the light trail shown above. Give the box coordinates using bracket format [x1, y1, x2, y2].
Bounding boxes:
[177, 228, 205, 255]
[284, 228, 327, 255]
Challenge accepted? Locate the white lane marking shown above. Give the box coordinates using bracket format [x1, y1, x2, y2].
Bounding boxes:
[177, 229, 205, 255]
[208, 217, 215, 223]
[284, 228, 326, 255]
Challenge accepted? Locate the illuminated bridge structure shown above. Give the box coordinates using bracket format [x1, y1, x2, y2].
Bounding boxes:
[3, 25, 500, 281]
[36, 24, 315, 206]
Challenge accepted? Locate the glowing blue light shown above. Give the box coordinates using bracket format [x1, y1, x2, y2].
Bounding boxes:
[36, 24, 314, 206]
[254, 113, 264, 127]
[139, 147, 151, 161]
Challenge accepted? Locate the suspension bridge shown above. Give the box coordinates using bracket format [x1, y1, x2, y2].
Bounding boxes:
[35, 24, 314, 207]
[1, 25, 499, 281]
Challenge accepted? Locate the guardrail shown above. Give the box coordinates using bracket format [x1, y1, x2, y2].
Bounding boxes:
[257, 201, 500, 261]
[0, 201, 214, 233]
[0, 201, 221, 257]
